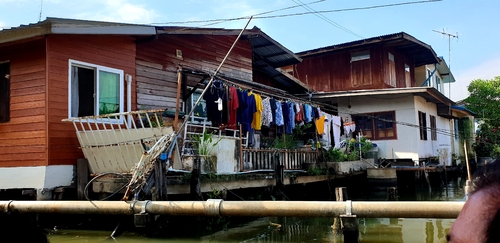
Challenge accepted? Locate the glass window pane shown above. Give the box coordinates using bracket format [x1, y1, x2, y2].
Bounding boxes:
[98, 70, 120, 115]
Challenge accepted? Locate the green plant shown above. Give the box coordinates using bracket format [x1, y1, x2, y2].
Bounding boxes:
[293, 123, 313, 142]
[271, 134, 298, 149]
[192, 130, 222, 156]
[321, 148, 345, 162]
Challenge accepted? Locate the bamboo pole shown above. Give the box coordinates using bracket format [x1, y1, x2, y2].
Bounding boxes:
[0, 200, 463, 219]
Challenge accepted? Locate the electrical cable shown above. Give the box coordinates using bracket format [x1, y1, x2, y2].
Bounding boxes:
[291, 0, 363, 38]
[84, 172, 130, 201]
[152, 0, 442, 25]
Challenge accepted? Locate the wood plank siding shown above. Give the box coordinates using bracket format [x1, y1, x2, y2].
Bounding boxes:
[292, 46, 416, 92]
[0, 34, 137, 168]
[136, 34, 253, 110]
[46, 35, 137, 166]
[0, 39, 47, 167]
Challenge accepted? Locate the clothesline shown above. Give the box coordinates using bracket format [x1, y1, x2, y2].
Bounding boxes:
[215, 76, 322, 110]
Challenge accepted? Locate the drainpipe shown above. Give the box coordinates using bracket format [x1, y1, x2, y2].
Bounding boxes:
[125, 74, 132, 127]
[421, 63, 438, 87]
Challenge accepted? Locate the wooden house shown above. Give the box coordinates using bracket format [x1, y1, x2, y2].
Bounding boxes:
[286, 32, 474, 165]
[0, 18, 309, 199]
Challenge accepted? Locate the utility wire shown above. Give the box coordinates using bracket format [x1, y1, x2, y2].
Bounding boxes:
[292, 0, 363, 38]
[150, 0, 325, 25]
[153, 0, 441, 25]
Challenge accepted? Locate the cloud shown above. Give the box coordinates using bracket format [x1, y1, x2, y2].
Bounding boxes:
[76, 0, 158, 24]
[448, 55, 500, 101]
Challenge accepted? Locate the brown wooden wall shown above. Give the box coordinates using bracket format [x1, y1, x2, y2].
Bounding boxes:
[136, 34, 253, 110]
[292, 46, 416, 92]
[46, 35, 137, 166]
[0, 38, 47, 167]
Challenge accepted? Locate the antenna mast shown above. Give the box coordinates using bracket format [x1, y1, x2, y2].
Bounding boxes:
[432, 29, 458, 99]
[38, 0, 43, 22]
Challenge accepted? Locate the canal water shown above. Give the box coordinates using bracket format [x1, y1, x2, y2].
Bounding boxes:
[47, 171, 465, 243]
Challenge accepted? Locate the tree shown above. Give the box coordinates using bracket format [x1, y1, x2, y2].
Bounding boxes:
[465, 76, 500, 158]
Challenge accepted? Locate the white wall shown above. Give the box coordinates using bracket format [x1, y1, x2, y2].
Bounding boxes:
[414, 96, 453, 165]
[337, 95, 453, 165]
[0, 165, 74, 190]
[337, 95, 420, 161]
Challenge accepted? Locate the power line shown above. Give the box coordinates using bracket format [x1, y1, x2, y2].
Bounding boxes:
[152, 0, 442, 25]
[150, 0, 325, 25]
[292, 0, 363, 38]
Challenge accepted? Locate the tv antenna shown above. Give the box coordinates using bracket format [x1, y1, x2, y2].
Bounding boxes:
[432, 29, 458, 98]
[38, 0, 43, 22]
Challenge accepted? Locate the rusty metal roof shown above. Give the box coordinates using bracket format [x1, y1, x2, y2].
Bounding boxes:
[297, 32, 439, 67]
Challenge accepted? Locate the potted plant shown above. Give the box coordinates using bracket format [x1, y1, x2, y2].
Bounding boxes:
[192, 130, 221, 173]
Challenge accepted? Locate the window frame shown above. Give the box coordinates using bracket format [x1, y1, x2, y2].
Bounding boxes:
[404, 64, 411, 87]
[353, 111, 397, 141]
[388, 52, 396, 87]
[419, 111, 428, 140]
[68, 59, 124, 123]
[430, 115, 437, 141]
[184, 87, 210, 125]
[0, 61, 10, 123]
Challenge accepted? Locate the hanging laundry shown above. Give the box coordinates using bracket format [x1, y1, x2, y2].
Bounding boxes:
[251, 93, 263, 130]
[203, 80, 226, 126]
[315, 115, 326, 135]
[303, 104, 312, 123]
[275, 100, 284, 126]
[295, 102, 303, 122]
[270, 97, 277, 125]
[321, 113, 332, 148]
[288, 102, 295, 131]
[261, 97, 273, 127]
[227, 86, 239, 129]
[331, 115, 342, 148]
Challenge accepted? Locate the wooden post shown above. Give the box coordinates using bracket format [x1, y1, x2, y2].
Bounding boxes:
[174, 66, 182, 132]
[239, 124, 243, 171]
[190, 156, 203, 200]
[332, 187, 347, 231]
[76, 158, 89, 200]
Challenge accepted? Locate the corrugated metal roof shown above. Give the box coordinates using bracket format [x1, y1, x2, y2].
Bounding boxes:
[297, 32, 439, 67]
[1, 18, 308, 93]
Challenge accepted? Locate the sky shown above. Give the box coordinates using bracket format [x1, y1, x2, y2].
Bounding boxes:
[1, 0, 499, 102]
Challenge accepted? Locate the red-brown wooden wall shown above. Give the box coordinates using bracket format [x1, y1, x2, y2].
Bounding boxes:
[136, 34, 253, 110]
[0, 34, 137, 168]
[46, 35, 137, 166]
[0, 38, 47, 167]
[291, 45, 416, 92]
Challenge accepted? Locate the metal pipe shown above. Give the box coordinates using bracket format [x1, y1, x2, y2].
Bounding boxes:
[1, 200, 463, 219]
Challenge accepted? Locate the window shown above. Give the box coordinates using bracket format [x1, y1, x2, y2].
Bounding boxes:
[69, 60, 124, 122]
[388, 52, 396, 87]
[351, 51, 371, 87]
[353, 111, 397, 140]
[0, 61, 10, 123]
[404, 64, 411, 87]
[430, 115, 437, 140]
[186, 89, 208, 124]
[426, 69, 433, 87]
[435, 76, 442, 92]
[419, 111, 427, 140]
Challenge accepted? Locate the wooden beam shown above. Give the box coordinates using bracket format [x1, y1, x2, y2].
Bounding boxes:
[174, 66, 182, 131]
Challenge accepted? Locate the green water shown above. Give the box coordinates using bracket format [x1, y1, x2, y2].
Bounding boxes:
[47, 174, 465, 243]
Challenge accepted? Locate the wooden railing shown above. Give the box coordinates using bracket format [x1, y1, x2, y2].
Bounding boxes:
[241, 148, 318, 171]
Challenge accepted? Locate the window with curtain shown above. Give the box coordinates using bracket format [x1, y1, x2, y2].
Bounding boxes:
[69, 60, 124, 122]
[353, 111, 397, 140]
